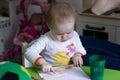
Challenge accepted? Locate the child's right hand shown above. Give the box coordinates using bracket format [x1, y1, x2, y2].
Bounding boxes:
[39, 59, 54, 72]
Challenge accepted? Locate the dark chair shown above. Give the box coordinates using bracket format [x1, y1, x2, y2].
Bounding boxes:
[80, 36, 120, 70]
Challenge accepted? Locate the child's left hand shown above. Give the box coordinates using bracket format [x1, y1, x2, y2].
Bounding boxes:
[72, 53, 83, 67]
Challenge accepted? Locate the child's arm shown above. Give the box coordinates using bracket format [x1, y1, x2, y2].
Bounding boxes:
[24, 35, 53, 72]
[37, 58, 54, 72]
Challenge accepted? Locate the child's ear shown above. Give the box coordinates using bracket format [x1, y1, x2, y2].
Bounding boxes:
[46, 22, 50, 29]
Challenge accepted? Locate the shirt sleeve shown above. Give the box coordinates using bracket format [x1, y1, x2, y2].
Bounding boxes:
[73, 31, 86, 55]
[24, 35, 47, 64]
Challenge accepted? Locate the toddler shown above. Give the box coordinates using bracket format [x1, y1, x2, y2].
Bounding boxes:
[25, 2, 86, 72]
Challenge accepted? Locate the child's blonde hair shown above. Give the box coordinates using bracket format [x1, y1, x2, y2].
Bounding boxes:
[46, 2, 76, 29]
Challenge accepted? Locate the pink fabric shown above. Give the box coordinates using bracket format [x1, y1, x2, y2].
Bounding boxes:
[22, 24, 40, 39]
[13, 0, 56, 46]
[13, 24, 40, 46]
[3, 48, 21, 61]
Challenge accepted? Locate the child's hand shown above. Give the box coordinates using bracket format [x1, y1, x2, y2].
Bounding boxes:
[72, 53, 83, 67]
[39, 59, 54, 72]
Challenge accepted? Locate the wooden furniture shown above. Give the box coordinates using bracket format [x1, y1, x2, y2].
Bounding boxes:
[76, 8, 120, 45]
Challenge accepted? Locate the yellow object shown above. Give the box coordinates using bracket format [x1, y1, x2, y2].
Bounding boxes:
[21, 66, 31, 77]
[54, 51, 70, 66]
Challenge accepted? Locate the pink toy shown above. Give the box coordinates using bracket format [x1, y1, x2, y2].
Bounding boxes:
[13, 0, 56, 46]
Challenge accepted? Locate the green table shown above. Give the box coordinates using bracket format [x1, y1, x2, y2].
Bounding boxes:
[27, 66, 120, 80]
[81, 66, 120, 80]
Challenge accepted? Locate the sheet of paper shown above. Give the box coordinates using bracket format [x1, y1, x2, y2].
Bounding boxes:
[38, 67, 91, 80]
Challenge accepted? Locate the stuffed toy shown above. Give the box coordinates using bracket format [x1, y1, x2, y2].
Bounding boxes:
[13, 1, 51, 46]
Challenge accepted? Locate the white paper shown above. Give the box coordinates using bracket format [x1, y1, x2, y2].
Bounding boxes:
[38, 67, 91, 80]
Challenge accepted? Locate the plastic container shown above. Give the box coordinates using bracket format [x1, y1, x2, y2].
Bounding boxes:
[89, 55, 106, 80]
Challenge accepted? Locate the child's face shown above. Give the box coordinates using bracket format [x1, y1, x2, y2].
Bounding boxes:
[51, 18, 75, 42]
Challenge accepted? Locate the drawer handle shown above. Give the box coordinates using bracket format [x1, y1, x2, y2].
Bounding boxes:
[85, 25, 105, 31]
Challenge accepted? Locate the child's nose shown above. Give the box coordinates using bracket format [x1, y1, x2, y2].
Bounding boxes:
[62, 34, 67, 40]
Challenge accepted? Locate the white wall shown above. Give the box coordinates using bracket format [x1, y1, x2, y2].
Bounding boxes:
[83, 0, 96, 8]
[1, 0, 20, 53]
[56, 0, 83, 9]
[56, 0, 96, 9]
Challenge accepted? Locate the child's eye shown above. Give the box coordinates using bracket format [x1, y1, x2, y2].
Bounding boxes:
[67, 32, 71, 34]
[56, 32, 72, 35]
[56, 34, 63, 35]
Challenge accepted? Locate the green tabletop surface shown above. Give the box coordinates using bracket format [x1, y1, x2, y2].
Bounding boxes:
[81, 66, 120, 80]
[27, 66, 120, 80]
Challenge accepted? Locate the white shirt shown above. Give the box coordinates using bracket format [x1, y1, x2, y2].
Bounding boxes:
[25, 31, 86, 66]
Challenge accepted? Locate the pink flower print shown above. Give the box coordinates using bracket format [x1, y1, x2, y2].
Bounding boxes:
[67, 43, 76, 52]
